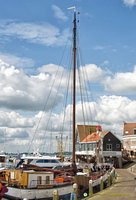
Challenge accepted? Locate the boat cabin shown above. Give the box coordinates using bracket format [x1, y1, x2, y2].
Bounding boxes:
[21, 155, 62, 169]
[4, 169, 54, 189]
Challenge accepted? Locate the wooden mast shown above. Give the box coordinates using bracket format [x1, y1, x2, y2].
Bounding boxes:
[72, 9, 76, 166]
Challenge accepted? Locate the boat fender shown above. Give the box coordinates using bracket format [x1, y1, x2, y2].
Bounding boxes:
[0, 183, 2, 191]
[55, 177, 64, 183]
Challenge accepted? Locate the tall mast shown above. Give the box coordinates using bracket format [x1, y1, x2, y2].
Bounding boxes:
[72, 10, 76, 165]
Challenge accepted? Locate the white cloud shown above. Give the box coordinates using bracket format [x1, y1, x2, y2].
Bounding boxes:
[104, 65, 136, 94]
[0, 111, 34, 128]
[1, 59, 136, 152]
[52, 5, 68, 21]
[0, 59, 63, 111]
[123, 0, 136, 7]
[79, 64, 105, 82]
[0, 20, 71, 46]
[38, 64, 64, 75]
[1, 94, 136, 152]
[75, 95, 136, 138]
[93, 45, 105, 50]
[0, 53, 34, 69]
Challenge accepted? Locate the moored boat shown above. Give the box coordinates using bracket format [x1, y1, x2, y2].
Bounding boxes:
[1, 166, 74, 199]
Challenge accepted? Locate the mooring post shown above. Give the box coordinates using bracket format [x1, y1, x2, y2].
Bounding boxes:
[53, 189, 59, 200]
[107, 173, 110, 187]
[111, 170, 114, 183]
[100, 176, 103, 191]
[89, 179, 93, 197]
[73, 183, 78, 200]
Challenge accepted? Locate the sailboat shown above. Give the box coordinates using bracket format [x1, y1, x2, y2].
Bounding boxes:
[0, 8, 78, 200]
[0, 8, 115, 200]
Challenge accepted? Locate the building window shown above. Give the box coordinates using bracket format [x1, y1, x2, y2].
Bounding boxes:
[125, 130, 129, 134]
[10, 172, 15, 179]
[90, 144, 93, 151]
[106, 144, 112, 151]
[116, 144, 120, 148]
[37, 176, 42, 185]
[46, 176, 50, 184]
[134, 129, 136, 135]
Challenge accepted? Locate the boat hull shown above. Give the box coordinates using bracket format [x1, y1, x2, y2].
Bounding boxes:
[4, 185, 73, 200]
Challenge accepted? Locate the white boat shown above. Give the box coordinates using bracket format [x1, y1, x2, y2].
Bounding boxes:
[21, 154, 71, 169]
[0, 152, 15, 171]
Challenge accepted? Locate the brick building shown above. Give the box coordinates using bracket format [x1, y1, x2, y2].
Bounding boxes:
[123, 122, 136, 155]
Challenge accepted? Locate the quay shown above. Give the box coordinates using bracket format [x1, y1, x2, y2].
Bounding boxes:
[87, 165, 136, 200]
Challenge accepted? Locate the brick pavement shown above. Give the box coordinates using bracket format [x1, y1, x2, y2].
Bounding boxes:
[88, 168, 136, 200]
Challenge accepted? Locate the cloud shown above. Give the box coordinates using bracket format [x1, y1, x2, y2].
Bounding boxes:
[1, 94, 136, 152]
[123, 0, 136, 7]
[104, 65, 136, 94]
[0, 59, 136, 152]
[79, 64, 105, 82]
[0, 111, 34, 128]
[0, 53, 34, 69]
[93, 45, 105, 50]
[0, 20, 71, 46]
[38, 63, 64, 75]
[52, 5, 68, 21]
[0, 60, 63, 111]
[75, 95, 136, 138]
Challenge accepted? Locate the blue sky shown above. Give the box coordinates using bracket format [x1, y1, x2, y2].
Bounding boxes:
[0, 0, 136, 153]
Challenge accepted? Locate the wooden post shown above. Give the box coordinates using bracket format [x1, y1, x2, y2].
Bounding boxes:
[110, 171, 113, 184]
[100, 176, 103, 191]
[89, 179, 93, 197]
[111, 170, 114, 183]
[73, 183, 78, 200]
[107, 174, 110, 187]
[53, 189, 59, 200]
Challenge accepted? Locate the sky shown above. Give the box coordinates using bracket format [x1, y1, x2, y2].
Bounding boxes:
[0, 0, 136, 153]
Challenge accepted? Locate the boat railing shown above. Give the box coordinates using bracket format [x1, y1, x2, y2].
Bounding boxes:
[30, 179, 54, 188]
[92, 167, 115, 187]
[29, 177, 74, 188]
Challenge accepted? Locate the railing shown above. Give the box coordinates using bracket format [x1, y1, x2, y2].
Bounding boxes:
[30, 179, 54, 188]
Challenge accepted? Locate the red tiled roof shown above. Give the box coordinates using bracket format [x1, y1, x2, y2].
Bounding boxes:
[82, 130, 109, 142]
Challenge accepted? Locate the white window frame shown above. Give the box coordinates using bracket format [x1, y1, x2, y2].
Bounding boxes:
[106, 144, 112, 151]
